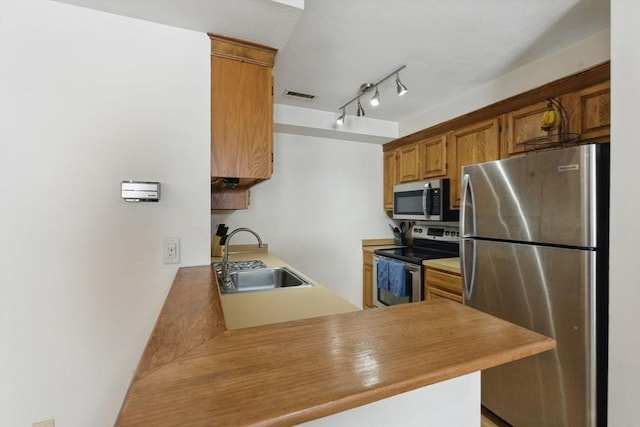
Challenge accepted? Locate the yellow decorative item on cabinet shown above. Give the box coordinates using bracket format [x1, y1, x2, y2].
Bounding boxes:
[540, 103, 560, 131]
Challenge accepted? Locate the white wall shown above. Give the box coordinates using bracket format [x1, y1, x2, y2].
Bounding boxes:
[304, 372, 480, 427]
[0, 2, 210, 426]
[212, 133, 391, 307]
[608, 1, 640, 425]
[401, 29, 610, 137]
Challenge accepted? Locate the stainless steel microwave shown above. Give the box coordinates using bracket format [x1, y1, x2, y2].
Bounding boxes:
[392, 179, 459, 222]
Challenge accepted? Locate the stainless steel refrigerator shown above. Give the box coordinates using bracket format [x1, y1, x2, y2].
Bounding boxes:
[461, 143, 609, 427]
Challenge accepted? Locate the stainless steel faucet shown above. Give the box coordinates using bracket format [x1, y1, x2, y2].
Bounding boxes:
[220, 227, 263, 286]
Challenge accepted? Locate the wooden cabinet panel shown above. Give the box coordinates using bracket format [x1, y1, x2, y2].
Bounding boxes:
[380, 65, 609, 215]
[502, 101, 551, 157]
[211, 188, 250, 210]
[209, 34, 276, 210]
[397, 143, 420, 183]
[384, 136, 446, 211]
[427, 287, 463, 303]
[448, 118, 501, 208]
[419, 135, 447, 178]
[563, 81, 610, 142]
[383, 150, 397, 211]
[363, 250, 374, 309]
[424, 267, 462, 304]
[211, 56, 273, 179]
[580, 82, 610, 140]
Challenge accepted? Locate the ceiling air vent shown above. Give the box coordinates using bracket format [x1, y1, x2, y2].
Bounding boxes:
[283, 89, 317, 101]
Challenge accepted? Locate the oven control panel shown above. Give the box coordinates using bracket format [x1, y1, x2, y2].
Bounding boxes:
[411, 225, 460, 241]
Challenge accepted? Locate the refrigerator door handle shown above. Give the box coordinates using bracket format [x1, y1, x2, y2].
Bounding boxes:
[460, 173, 475, 237]
[461, 238, 476, 302]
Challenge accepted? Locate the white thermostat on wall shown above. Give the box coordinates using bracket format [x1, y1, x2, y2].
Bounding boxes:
[121, 180, 160, 202]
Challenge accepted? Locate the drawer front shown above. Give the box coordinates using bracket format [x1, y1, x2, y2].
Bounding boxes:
[428, 287, 463, 303]
[426, 268, 462, 295]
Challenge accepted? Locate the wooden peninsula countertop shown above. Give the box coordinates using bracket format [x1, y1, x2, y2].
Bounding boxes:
[116, 252, 555, 426]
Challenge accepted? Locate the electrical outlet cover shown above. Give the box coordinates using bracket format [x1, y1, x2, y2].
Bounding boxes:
[163, 237, 180, 264]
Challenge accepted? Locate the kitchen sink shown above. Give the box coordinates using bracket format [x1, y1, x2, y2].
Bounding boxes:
[217, 267, 313, 294]
[212, 260, 266, 273]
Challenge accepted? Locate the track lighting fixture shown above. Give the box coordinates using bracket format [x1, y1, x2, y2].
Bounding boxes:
[356, 98, 365, 116]
[396, 73, 408, 96]
[370, 86, 380, 106]
[336, 65, 407, 125]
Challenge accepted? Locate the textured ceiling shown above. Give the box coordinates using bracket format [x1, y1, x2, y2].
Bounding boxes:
[55, 0, 610, 123]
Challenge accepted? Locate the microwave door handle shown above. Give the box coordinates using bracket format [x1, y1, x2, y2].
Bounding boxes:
[423, 185, 431, 217]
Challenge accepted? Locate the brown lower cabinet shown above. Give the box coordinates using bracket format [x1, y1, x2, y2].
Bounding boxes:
[362, 250, 374, 309]
[424, 266, 462, 303]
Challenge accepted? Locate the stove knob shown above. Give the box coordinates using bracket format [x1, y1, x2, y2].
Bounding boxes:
[444, 231, 450, 236]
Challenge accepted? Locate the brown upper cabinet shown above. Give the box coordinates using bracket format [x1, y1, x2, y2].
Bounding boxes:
[382, 62, 610, 213]
[419, 134, 447, 179]
[383, 150, 397, 211]
[382, 135, 448, 211]
[502, 81, 611, 158]
[563, 81, 611, 143]
[397, 143, 420, 183]
[448, 118, 501, 208]
[209, 34, 277, 209]
[503, 100, 553, 157]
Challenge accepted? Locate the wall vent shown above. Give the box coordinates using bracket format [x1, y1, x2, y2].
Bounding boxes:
[283, 89, 317, 101]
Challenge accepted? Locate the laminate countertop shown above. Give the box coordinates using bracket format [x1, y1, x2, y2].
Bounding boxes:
[214, 251, 360, 329]
[116, 251, 554, 426]
[423, 257, 461, 274]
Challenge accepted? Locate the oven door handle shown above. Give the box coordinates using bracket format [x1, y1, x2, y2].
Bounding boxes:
[406, 264, 422, 302]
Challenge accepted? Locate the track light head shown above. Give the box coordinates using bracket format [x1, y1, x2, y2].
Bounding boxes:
[396, 73, 408, 96]
[337, 65, 406, 119]
[357, 98, 365, 117]
[370, 87, 380, 106]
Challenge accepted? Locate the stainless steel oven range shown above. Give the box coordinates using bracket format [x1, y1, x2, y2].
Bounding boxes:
[373, 225, 459, 308]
